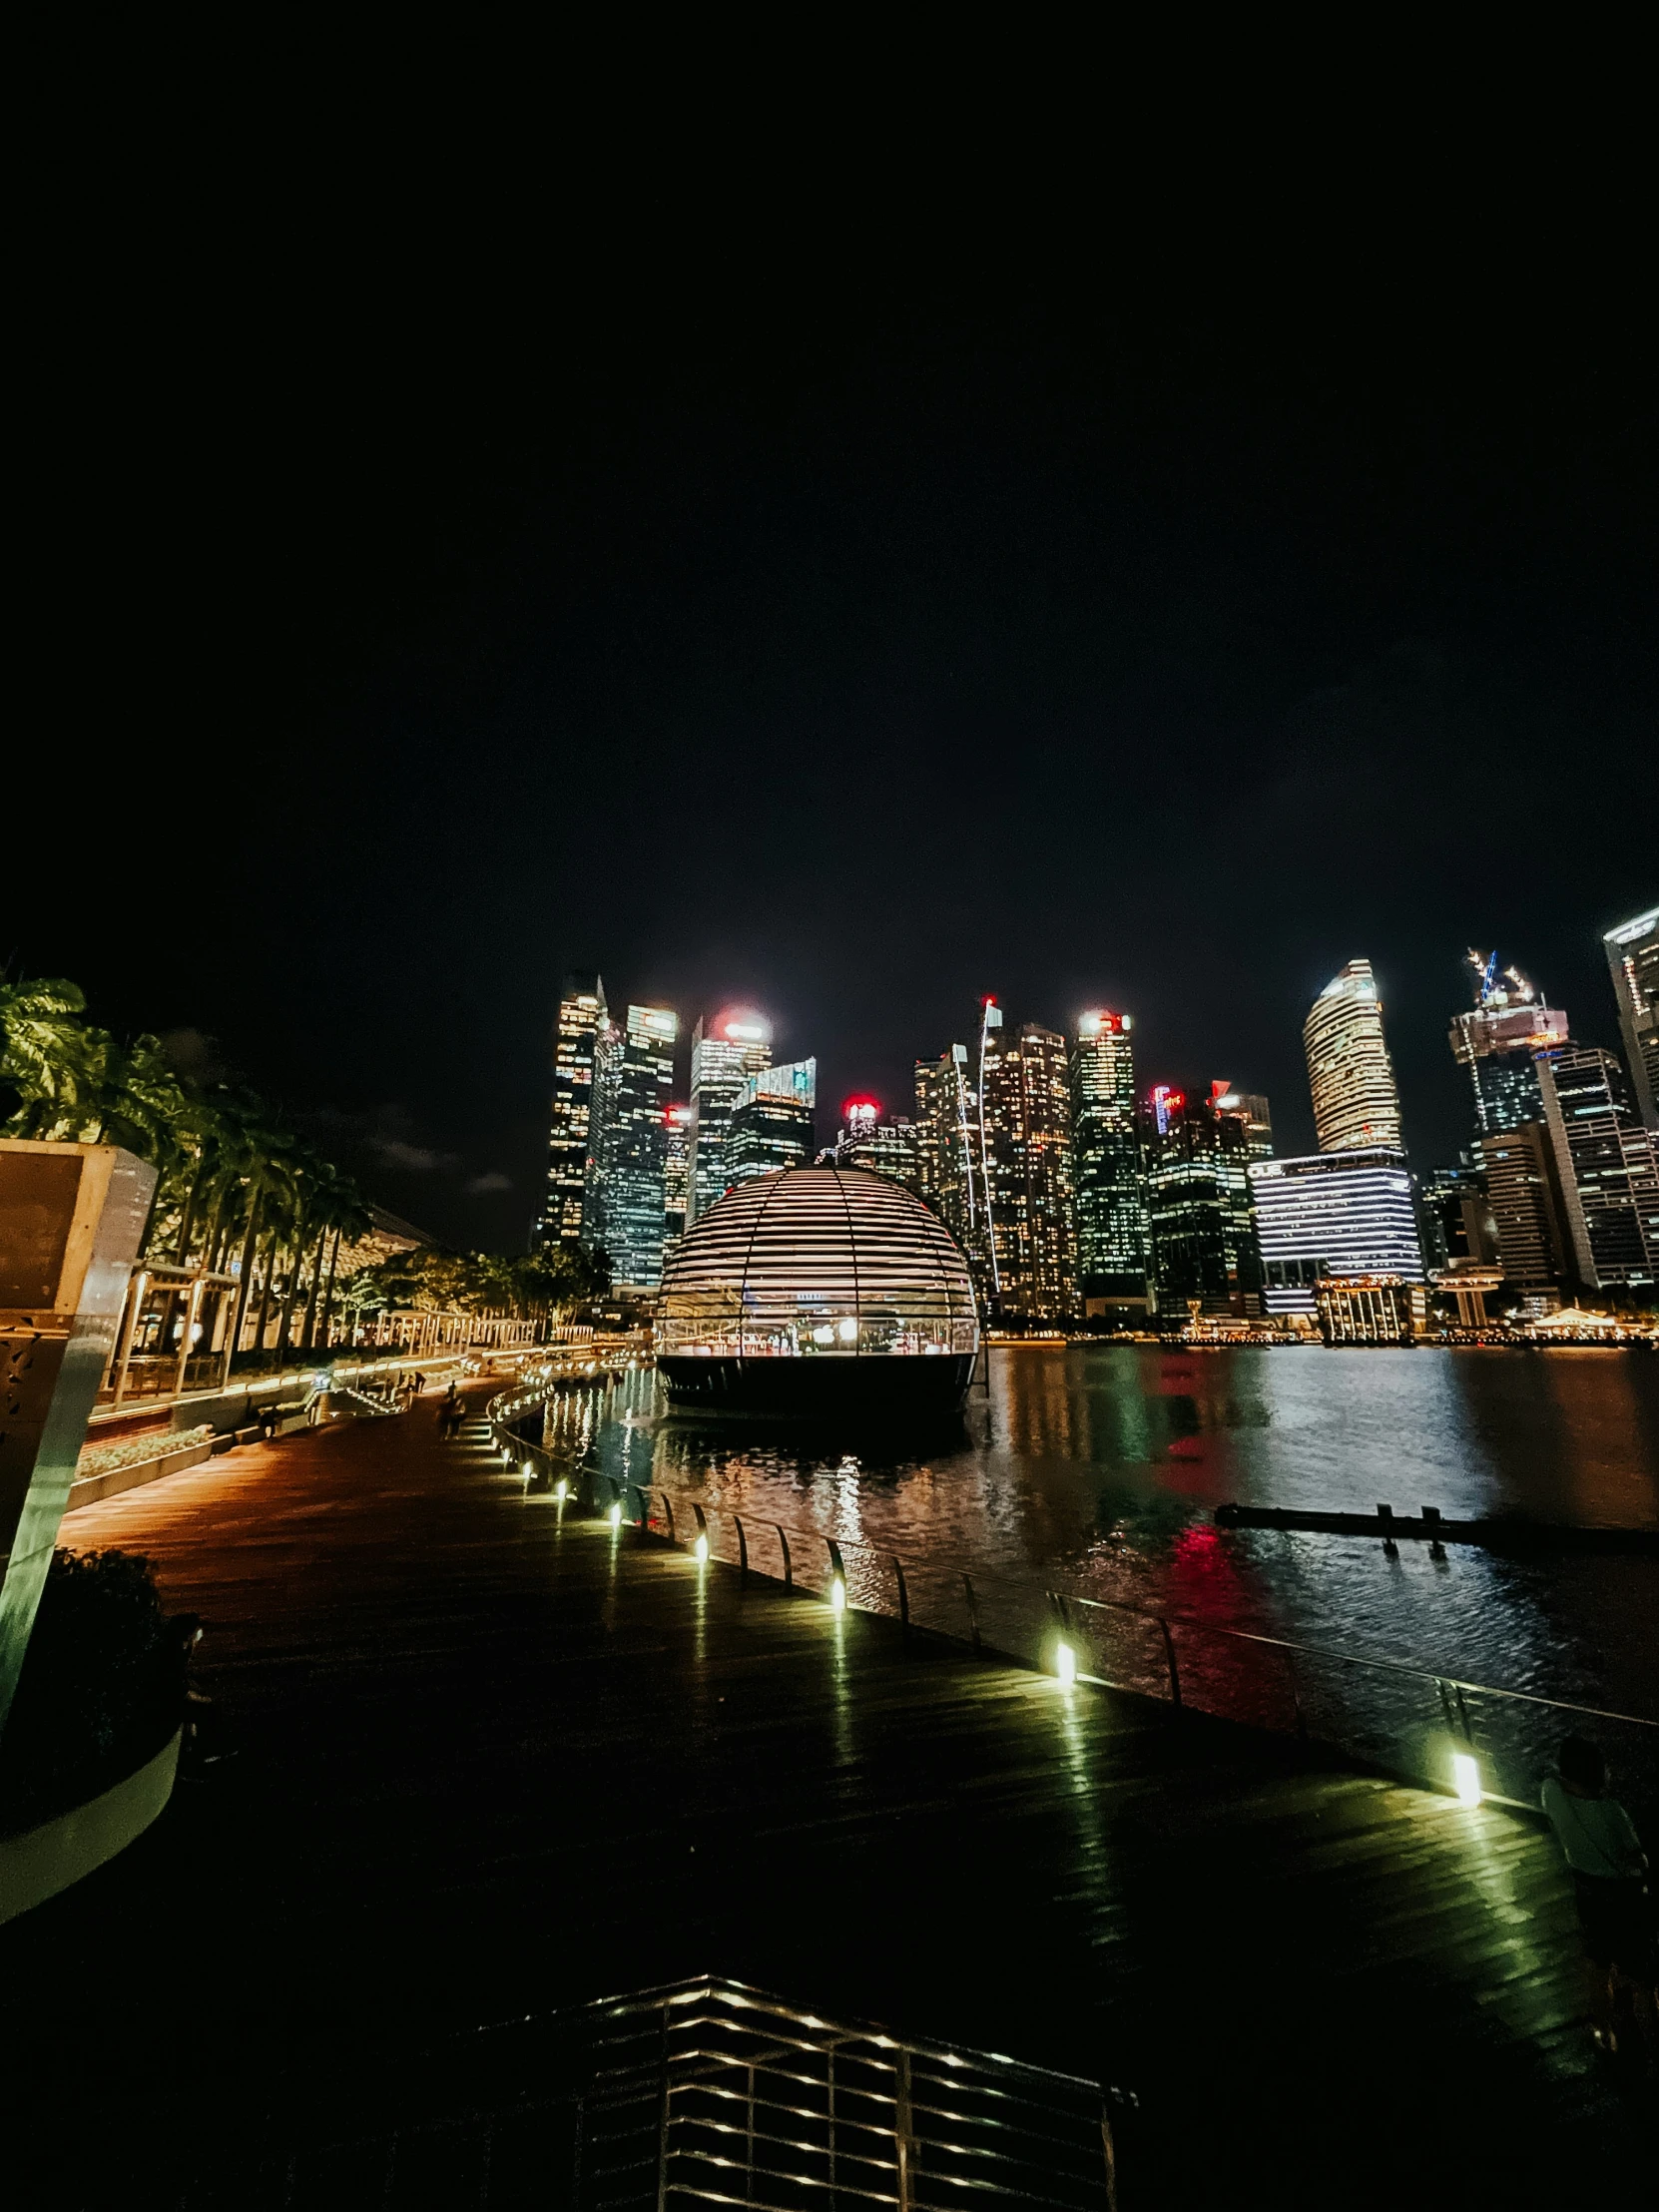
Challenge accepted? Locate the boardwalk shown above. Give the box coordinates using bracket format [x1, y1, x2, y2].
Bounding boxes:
[3, 1388, 1650, 2203]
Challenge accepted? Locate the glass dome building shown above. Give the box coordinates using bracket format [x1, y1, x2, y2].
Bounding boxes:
[656, 1166, 980, 1415]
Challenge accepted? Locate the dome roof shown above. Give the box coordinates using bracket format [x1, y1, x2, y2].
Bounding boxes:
[659, 1167, 979, 1360]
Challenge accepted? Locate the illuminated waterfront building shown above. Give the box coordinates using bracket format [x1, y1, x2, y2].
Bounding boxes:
[1477, 1125, 1572, 1296]
[836, 1098, 923, 1191]
[687, 1008, 773, 1223]
[1146, 1090, 1260, 1317]
[1447, 950, 1569, 1139]
[727, 1059, 817, 1185]
[537, 971, 606, 1249]
[1303, 960, 1404, 1153]
[981, 1019, 1078, 1322]
[657, 1166, 979, 1416]
[663, 1102, 694, 1258]
[586, 1004, 678, 1290]
[1069, 1011, 1150, 1316]
[1250, 1149, 1425, 1316]
[1603, 904, 1659, 1132]
[1535, 1042, 1659, 1287]
[1315, 1277, 1425, 1346]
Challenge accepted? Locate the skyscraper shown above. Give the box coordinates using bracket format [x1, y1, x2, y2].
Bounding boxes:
[1146, 1090, 1261, 1317]
[1303, 960, 1404, 1153]
[1477, 1125, 1572, 1295]
[537, 971, 606, 1250]
[981, 1020, 1078, 1322]
[687, 1009, 773, 1223]
[1251, 1149, 1425, 1316]
[727, 1059, 817, 1183]
[1210, 1085, 1274, 1161]
[663, 1103, 694, 1259]
[1447, 950, 1569, 1139]
[1603, 905, 1659, 1133]
[587, 1004, 679, 1291]
[836, 1099, 923, 1191]
[1534, 1042, 1659, 1288]
[913, 1046, 987, 1272]
[1070, 1010, 1150, 1317]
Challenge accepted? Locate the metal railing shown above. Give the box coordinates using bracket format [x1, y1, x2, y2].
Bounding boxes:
[164, 1976, 1125, 2211]
[487, 1390, 1659, 1818]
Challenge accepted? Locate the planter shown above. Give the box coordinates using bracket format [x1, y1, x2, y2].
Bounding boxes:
[0, 1728, 181, 1924]
[65, 1438, 216, 1513]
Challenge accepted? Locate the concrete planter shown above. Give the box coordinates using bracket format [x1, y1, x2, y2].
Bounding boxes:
[0, 1728, 181, 1924]
[65, 1438, 216, 1514]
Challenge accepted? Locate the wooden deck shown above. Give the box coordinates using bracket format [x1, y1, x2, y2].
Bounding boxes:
[2, 1389, 1651, 2202]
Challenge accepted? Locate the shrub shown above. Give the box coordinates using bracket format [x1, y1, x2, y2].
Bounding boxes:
[0, 1548, 176, 1830]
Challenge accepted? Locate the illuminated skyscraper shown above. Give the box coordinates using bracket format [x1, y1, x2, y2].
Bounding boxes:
[1210, 1085, 1274, 1161]
[586, 1004, 678, 1290]
[1303, 960, 1404, 1153]
[687, 1008, 773, 1223]
[1146, 1090, 1261, 1317]
[537, 971, 606, 1250]
[836, 1099, 923, 1191]
[1603, 905, 1659, 1132]
[1251, 1149, 1425, 1315]
[663, 1103, 694, 1257]
[1477, 1125, 1572, 1295]
[1447, 950, 1569, 1139]
[1069, 1011, 1149, 1315]
[727, 1059, 817, 1183]
[1535, 1042, 1659, 1288]
[913, 1046, 987, 1273]
[981, 1020, 1078, 1322]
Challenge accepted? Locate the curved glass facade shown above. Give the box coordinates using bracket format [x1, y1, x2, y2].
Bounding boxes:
[658, 1166, 979, 1360]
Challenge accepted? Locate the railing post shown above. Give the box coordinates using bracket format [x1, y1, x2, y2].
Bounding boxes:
[662, 1492, 677, 1541]
[776, 1525, 793, 1589]
[1285, 1649, 1307, 1740]
[827, 1538, 845, 1591]
[961, 1573, 981, 1653]
[894, 2046, 913, 2212]
[735, 1516, 749, 1580]
[1157, 1616, 1182, 1711]
[894, 1558, 909, 1633]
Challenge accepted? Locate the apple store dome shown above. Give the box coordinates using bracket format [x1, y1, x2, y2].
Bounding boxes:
[657, 1167, 980, 1415]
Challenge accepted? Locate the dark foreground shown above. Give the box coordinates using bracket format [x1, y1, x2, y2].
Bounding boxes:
[3, 1388, 1651, 2204]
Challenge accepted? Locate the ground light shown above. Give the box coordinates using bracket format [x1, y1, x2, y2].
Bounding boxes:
[1055, 1641, 1077, 1686]
[1451, 1750, 1483, 1807]
[553, 1479, 567, 1503]
[830, 1576, 847, 1613]
[693, 1532, 709, 1563]
[608, 1500, 623, 1529]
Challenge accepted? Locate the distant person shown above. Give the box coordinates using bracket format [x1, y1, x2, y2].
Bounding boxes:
[1541, 1734, 1656, 2054]
[438, 1380, 462, 1440]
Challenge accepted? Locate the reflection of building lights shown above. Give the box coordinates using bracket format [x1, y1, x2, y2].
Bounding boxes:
[1055, 1641, 1077, 1685]
[1451, 1751, 1482, 1807]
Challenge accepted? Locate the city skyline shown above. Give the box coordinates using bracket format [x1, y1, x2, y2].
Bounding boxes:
[540, 898, 1656, 1324]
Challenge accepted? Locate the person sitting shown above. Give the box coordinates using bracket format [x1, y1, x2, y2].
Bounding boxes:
[1541, 1734, 1655, 2055]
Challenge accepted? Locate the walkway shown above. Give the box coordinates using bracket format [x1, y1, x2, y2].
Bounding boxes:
[2, 1388, 1649, 2203]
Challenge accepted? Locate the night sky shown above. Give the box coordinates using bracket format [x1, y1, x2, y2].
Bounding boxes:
[16, 207, 1656, 1247]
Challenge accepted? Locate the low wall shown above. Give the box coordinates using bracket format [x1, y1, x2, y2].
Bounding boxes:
[0, 1728, 182, 1925]
[66, 1437, 220, 1513]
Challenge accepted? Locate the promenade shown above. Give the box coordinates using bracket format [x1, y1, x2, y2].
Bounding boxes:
[2, 1385, 1649, 2203]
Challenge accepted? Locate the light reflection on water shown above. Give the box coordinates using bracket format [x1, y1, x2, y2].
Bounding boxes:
[593, 1347, 1659, 1718]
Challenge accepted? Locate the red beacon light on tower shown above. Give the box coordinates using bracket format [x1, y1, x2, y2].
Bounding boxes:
[842, 1096, 881, 1138]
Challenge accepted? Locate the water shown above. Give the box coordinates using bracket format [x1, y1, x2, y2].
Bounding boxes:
[561, 1346, 1659, 1794]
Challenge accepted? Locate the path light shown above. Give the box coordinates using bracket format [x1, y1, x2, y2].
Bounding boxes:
[1055, 1642, 1077, 1686]
[553, 1478, 568, 1502]
[693, 1532, 710, 1564]
[1451, 1750, 1482, 1807]
[501, 1446, 514, 1465]
[830, 1576, 847, 1613]
[608, 1500, 623, 1529]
